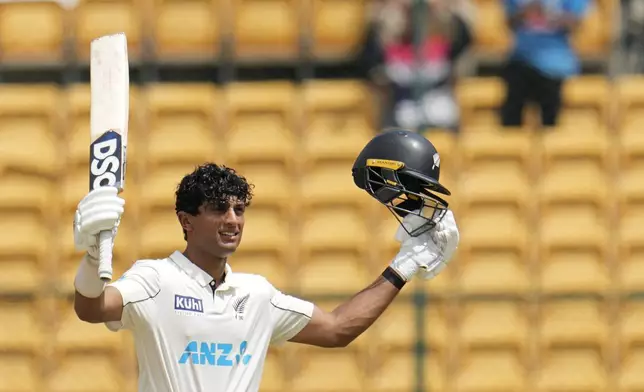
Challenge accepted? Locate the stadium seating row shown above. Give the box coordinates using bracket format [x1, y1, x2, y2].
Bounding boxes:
[0, 0, 616, 64]
[0, 0, 366, 63]
[3, 295, 644, 392]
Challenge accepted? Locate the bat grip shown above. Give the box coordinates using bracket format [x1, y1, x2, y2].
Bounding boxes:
[98, 230, 114, 282]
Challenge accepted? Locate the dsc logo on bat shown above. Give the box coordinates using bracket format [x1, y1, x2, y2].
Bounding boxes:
[90, 129, 123, 190]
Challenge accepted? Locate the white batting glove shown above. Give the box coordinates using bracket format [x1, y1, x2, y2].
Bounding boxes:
[73, 187, 124, 261]
[389, 209, 459, 281]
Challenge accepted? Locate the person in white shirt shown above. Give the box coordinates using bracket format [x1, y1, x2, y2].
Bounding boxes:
[73, 133, 459, 392]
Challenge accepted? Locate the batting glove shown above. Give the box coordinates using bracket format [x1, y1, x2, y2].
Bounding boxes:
[389, 209, 459, 281]
[73, 187, 124, 261]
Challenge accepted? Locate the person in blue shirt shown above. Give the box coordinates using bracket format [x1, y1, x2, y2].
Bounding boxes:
[500, 0, 590, 127]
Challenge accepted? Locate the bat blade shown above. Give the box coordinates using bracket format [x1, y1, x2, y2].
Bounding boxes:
[89, 33, 130, 282]
[90, 33, 129, 193]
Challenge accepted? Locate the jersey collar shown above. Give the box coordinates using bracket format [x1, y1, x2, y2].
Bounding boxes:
[169, 251, 241, 290]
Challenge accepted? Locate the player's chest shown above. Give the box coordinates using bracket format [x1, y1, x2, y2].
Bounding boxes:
[157, 285, 267, 340]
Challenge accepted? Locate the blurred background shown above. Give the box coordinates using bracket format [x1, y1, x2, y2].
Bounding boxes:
[0, 0, 642, 390]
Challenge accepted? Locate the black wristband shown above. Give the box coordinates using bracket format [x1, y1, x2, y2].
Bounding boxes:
[382, 266, 407, 290]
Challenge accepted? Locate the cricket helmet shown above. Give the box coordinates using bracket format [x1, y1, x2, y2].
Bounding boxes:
[352, 128, 450, 237]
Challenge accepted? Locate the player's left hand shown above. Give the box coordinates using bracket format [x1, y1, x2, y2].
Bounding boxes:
[390, 209, 459, 281]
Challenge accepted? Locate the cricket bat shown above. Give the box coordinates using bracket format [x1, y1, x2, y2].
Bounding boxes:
[89, 33, 129, 282]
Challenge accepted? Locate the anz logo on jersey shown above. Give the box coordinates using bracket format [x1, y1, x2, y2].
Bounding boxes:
[178, 341, 253, 367]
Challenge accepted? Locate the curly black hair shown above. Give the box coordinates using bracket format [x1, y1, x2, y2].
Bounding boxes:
[175, 163, 254, 239]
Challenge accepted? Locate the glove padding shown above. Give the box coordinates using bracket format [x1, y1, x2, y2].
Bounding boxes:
[74, 187, 124, 261]
[390, 209, 459, 281]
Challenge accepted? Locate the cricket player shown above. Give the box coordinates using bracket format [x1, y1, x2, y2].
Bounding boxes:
[73, 129, 459, 391]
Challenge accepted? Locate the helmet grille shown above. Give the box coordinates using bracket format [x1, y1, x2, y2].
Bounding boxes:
[365, 166, 448, 236]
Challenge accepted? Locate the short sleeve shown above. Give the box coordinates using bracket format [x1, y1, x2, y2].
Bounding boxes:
[268, 284, 314, 345]
[104, 261, 161, 332]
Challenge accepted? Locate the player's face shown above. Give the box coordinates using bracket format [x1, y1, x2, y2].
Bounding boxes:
[193, 198, 246, 257]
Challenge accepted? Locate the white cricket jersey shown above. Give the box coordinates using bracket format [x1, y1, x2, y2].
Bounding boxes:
[106, 251, 314, 392]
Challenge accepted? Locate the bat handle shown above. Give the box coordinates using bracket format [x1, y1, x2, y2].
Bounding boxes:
[98, 230, 114, 282]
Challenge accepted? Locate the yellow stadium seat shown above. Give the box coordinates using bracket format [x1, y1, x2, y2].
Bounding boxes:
[298, 162, 373, 211]
[146, 84, 218, 166]
[367, 350, 416, 392]
[617, 75, 644, 133]
[571, 0, 612, 57]
[140, 212, 186, 258]
[140, 164, 197, 209]
[557, 108, 602, 129]
[55, 299, 122, 353]
[460, 129, 534, 170]
[0, 85, 61, 175]
[422, 302, 449, 352]
[458, 164, 531, 214]
[535, 348, 607, 392]
[562, 76, 610, 123]
[0, 258, 39, 296]
[541, 250, 610, 295]
[618, 210, 644, 291]
[227, 118, 296, 165]
[260, 350, 288, 392]
[459, 208, 528, 254]
[291, 350, 365, 391]
[619, 349, 644, 392]
[302, 81, 374, 164]
[300, 207, 369, 255]
[309, 0, 366, 58]
[455, 349, 527, 392]
[619, 127, 644, 167]
[47, 353, 125, 392]
[298, 252, 371, 295]
[239, 207, 290, 255]
[224, 82, 296, 165]
[540, 300, 608, 350]
[423, 129, 458, 171]
[0, 173, 54, 217]
[235, 163, 293, 212]
[66, 85, 142, 169]
[540, 128, 611, 171]
[0, 213, 49, 261]
[539, 163, 608, 214]
[539, 207, 610, 294]
[0, 353, 40, 392]
[458, 250, 531, 295]
[426, 352, 448, 392]
[0, 1, 64, 62]
[458, 301, 528, 350]
[456, 78, 506, 125]
[471, 0, 512, 55]
[620, 301, 644, 349]
[373, 301, 417, 350]
[228, 252, 289, 290]
[540, 208, 608, 253]
[153, 0, 221, 60]
[0, 300, 44, 353]
[74, 0, 142, 60]
[232, 0, 300, 59]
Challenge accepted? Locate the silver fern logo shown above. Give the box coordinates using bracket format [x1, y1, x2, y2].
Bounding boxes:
[232, 293, 250, 320]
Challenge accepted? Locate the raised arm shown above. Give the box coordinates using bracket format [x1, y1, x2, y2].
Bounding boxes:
[72, 187, 126, 324]
[290, 211, 459, 348]
[289, 270, 402, 348]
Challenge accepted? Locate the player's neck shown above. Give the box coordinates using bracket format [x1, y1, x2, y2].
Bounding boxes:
[182, 247, 227, 285]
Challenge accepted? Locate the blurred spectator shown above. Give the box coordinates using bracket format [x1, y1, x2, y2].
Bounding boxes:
[360, 0, 474, 132]
[500, 0, 590, 127]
